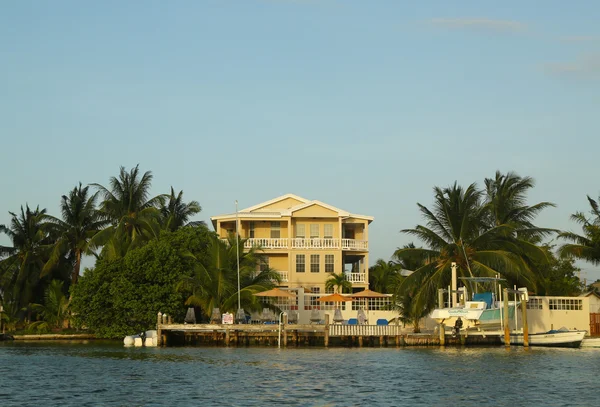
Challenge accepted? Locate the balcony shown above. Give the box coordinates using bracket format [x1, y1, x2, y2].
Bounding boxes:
[346, 273, 366, 283]
[233, 237, 368, 251]
[277, 271, 289, 282]
[243, 238, 288, 249]
[292, 238, 338, 249]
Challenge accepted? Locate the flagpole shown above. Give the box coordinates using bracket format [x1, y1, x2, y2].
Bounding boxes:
[236, 200, 241, 313]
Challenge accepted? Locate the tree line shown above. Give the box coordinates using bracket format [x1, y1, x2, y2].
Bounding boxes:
[1, 168, 599, 337]
[0, 165, 279, 337]
[367, 171, 600, 331]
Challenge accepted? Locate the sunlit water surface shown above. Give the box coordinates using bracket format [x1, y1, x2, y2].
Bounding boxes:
[1, 341, 599, 406]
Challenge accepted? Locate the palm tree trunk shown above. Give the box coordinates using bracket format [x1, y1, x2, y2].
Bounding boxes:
[73, 249, 82, 285]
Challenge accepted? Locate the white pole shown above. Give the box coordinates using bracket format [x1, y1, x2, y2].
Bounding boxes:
[451, 262, 458, 307]
[236, 200, 241, 313]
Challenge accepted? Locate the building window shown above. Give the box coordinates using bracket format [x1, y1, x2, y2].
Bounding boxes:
[310, 287, 321, 307]
[249, 221, 255, 238]
[325, 286, 335, 294]
[310, 254, 320, 273]
[296, 224, 305, 238]
[310, 224, 319, 239]
[324, 224, 333, 239]
[549, 299, 583, 311]
[271, 221, 281, 239]
[527, 298, 543, 310]
[325, 254, 335, 273]
[296, 254, 305, 273]
[259, 256, 269, 272]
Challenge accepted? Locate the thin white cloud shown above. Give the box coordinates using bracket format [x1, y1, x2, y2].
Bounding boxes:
[543, 54, 600, 78]
[428, 17, 527, 33]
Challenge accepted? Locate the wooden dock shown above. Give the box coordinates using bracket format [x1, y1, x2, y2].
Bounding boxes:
[155, 314, 499, 347]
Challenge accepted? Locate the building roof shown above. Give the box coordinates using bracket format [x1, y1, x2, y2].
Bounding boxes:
[579, 291, 600, 299]
[210, 193, 374, 223]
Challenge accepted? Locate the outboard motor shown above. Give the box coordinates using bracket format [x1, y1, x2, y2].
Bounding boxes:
[452, 317, 463, 338]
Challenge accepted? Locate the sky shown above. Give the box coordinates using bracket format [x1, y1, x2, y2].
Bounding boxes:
[1, 0, 599, 282]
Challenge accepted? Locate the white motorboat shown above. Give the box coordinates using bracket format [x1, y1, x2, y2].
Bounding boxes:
[503, 328, 586, 348]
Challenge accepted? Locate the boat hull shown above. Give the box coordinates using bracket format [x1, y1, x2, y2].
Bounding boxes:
[504, 331, 586, 348]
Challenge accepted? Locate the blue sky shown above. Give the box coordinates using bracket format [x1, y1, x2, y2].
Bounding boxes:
[1, 0, 599, 281]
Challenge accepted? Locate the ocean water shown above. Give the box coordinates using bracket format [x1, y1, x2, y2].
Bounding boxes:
[1, 341, 598, 407]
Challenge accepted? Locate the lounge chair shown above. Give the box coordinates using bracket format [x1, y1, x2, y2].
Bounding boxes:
[333, 308, 344, 324]
[376, 319, 388, 326]
[287, 311, 298, 324]
[357, 309, 367, 325]
[210, 308, 221, 324]
[310, 309, 322, 324]
[348, 318, 358, 325]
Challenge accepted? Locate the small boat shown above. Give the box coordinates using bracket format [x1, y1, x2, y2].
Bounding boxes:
[503, 328, 586, 348]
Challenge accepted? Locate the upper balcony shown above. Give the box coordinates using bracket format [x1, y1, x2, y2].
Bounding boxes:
[241, 237, 368, 251]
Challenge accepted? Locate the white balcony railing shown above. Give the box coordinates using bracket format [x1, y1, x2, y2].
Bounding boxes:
[291, 238, 339, 249]
[347, 273, 366, 283]
[244, 238, 288, 249]
[277, 271, 289, 282]
[224, 237, 368, 251]
[341, 239, 368, 251]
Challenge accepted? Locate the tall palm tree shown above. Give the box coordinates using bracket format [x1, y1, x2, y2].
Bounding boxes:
[484, 171, 556, 240]
[160, 187, 203, 232]
[559, 194, 600, 265]
[394, 182, 540, 311]
[325, 272, 352, 294]
[368, 259, 401, 294]
[0, 205, 52, 309]
[177, 234, 280, 319]
[91, 165, 167, 259]
[43, 183, 107, 284]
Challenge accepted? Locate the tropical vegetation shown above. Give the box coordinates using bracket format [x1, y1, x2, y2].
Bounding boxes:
[0, 168, 594, 337]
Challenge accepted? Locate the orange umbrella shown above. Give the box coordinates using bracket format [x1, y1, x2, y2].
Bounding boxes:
[351, 289, 389, 312]
[318, 293, 353, 303]
[350, 289, 387, 298]
[254, 288, 296, 299]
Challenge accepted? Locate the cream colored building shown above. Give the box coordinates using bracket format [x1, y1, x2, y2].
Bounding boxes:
[210, 194, 373, 295]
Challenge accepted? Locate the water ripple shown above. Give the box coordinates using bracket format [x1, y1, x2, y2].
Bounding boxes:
[1, 342, 599, 406]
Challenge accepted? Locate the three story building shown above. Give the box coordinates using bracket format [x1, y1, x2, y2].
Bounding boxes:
[210, 194, 373, 295]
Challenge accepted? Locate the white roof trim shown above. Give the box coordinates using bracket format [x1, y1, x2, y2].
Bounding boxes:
[282, 200, 349, 217]
[210, 212, 283, 221]
[241, 193, 309, 212]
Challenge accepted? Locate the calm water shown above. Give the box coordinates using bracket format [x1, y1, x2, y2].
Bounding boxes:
[1, 341, 599, 407]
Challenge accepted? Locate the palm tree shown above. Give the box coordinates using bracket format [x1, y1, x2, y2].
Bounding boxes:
[559, 194, 600, 265]
[0, 205, 52, 309]
[160, 187, 203, 232]
[368, 259, 401, 294]
[177, 234, 280, 319]
[28, 279, 70, 332]
[91, 165, 167, 259]
[43, 183, 107, 284]
[484, 171, 556, 240]
[325, 272, 352, 294]
[394, 182, 541, 312]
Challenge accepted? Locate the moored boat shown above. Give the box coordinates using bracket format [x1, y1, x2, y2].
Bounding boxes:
[503, 329, 586, 348]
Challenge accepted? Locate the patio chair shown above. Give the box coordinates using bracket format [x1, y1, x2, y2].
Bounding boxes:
[348, 318, 358, 325]
[357, 309, 367, 325]
[210, 308, 221, 324]
[376, 319, 389, 326]
[333, 308, 344, 324]
[310, 309, 322, 324]
[287, 310, 299, 324]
